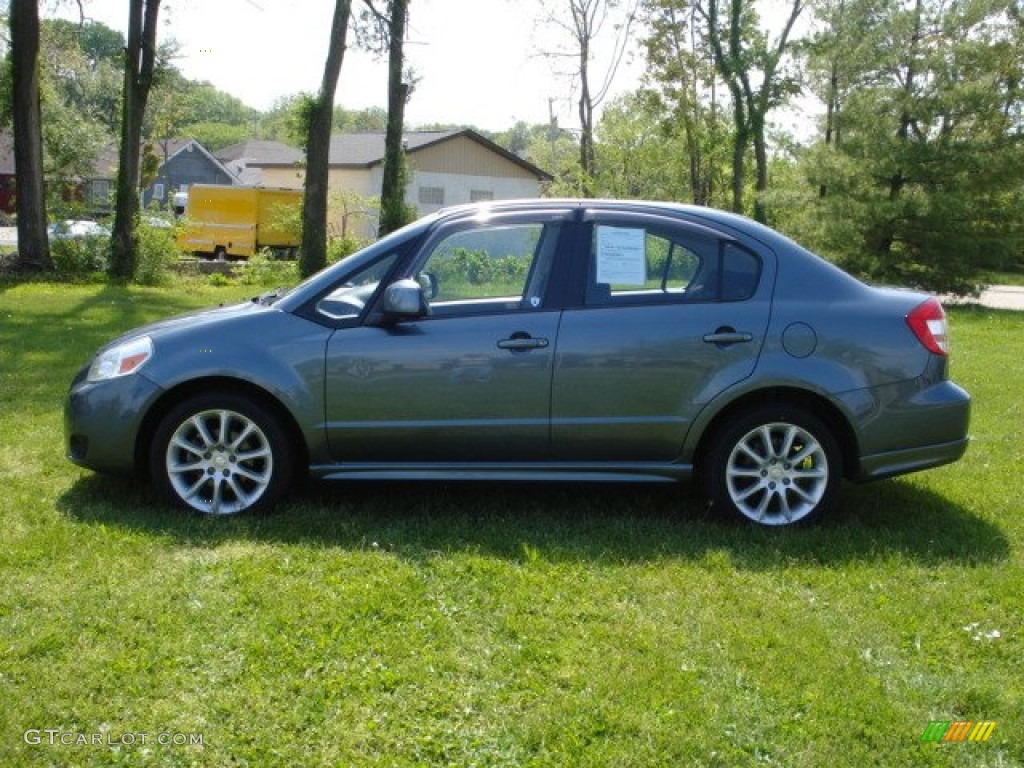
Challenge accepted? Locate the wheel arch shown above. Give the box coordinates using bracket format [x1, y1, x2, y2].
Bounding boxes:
[691, 386, 860, 491]
[134, 376, 309, 481]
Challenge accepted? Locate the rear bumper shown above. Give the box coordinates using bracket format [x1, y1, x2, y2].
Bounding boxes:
[855, 436, 970, 481]
[844, 379, 971, 481]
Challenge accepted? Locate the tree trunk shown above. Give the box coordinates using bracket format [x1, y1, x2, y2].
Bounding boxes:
[578, 33, 596, 192]
[751, 112, 768, 223]
[729, 91, 747, 214]
[9, 0, 52, 272]
[300, 0, 353, 277]
[109, 0, 161, 280]
[378, 0, 410, 237]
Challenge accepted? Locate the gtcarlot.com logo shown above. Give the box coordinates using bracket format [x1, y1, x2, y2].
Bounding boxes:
[24, 729, 203, 747]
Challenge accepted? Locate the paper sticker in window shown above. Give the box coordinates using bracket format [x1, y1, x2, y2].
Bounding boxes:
[596, 226, 646, 286]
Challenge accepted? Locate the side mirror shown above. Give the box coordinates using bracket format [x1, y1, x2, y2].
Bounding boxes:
[380, 278, 427, 318]
[417, 271, 439, 299]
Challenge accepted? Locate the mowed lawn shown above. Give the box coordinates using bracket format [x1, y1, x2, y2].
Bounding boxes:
[0, 280, 1020, 767]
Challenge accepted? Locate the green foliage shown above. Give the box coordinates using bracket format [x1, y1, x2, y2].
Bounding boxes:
[785, 0, 1024, 294]
[49, 234, 109, 277]
[235, 250, 300, 287]
[134, 216, 185, 286]
[40, 19, 124, 135]
[378, 151, 415, 236]
[434, 247, 529, 286]
[327, 234, 369, 264]
[182, 121, 251, 151]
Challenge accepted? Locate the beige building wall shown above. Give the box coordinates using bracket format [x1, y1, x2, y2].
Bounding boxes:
[408, 135, 539, 179]
[249, 134, 545, 241]
[326, 167, 381, 239]
[258, 166, 305, 189]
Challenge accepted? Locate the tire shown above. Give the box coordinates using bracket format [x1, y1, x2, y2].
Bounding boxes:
[706, 405, 840, 527]
[149, 392, 294, 515]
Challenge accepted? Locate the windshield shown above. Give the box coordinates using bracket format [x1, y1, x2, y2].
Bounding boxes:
[274, 214, 437, 313]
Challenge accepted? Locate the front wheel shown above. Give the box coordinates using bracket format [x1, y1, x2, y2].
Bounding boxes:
[150, 392, 294, 515]
[707, 405, 841, 527]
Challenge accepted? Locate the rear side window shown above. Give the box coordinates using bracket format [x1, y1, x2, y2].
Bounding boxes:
[586, 223, 760, 304]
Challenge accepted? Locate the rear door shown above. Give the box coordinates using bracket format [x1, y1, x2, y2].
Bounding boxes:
[551, 210, 773, 461]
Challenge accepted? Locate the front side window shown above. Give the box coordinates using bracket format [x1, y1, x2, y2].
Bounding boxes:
[416, 222, 560, 315]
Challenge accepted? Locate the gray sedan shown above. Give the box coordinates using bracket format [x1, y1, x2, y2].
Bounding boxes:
[65, 200, 970, 526]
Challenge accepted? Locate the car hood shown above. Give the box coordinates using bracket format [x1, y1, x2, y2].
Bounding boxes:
[97, 300, 272, 352]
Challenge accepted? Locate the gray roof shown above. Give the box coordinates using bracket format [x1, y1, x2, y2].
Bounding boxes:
[327, 129, 551, 179]
[215, 139, 304, 166]
[213, 130, 550, 180]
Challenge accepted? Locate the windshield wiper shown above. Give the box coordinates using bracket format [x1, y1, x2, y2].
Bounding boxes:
[252, 287, 288, 305]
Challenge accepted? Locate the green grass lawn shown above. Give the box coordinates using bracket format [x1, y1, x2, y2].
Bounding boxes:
[1, 281, 1020, 767]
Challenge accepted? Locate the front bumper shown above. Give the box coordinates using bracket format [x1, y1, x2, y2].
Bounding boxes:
[64, 368, 164, 475]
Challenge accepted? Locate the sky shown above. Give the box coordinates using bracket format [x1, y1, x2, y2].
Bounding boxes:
[45, 0, 647, 133]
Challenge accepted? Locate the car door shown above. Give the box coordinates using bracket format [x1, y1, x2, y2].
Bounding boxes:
[551, 211, 773, 462]
[322, 211, 572, 463]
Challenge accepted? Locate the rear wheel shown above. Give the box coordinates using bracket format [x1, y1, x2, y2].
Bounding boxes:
[150, 392, 293, 515]
[707, 405, 840, 527]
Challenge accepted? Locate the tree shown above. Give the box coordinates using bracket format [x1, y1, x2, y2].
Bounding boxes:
[299, 0, 354, 277]
[109, 0, 161, 280]
[42, 19, 124, 135]
[696, 0, 804, 222]
[796, 0, 1024, 293]
[641, 0, 731, 206]
[360, 0, 414, 236]
[539, 0, 640, 191]
[36, 19, 118, 212]
[9, 0, 51, 271]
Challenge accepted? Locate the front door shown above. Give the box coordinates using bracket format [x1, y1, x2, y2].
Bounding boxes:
[323, 213, 571, 462]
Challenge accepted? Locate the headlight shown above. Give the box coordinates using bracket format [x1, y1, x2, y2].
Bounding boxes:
[87, 336, 154, 382]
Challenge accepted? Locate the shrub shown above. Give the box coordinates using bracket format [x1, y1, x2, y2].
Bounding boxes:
[50, 235, 109, 277]
[134, 216, 184, 286]
[236, 250, 300, 287]
[327, 234, 368, 265]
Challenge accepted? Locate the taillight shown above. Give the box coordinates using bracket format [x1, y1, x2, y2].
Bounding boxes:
[906, 298, 949, 356]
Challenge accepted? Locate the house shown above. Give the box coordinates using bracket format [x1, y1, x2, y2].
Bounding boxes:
[0, 131, 232, 217]
[0, 130, 118, 217]
[218, 129, 551, 238]
[0, 132, 15, 217]
[142, 138, 237, 209]
[214, 139, 304, 186]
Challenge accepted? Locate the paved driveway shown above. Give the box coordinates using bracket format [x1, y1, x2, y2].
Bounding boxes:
[944, 285, 1024, 311]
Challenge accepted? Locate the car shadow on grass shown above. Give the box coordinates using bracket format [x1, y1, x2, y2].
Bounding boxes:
[57, 472, 1009, 569]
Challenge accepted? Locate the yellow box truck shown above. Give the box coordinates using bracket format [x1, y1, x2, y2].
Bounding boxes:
[178, 185, 301, 259]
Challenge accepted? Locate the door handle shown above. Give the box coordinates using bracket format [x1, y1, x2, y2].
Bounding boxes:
[703, 327, 753, 346]
[497, 335, 549, 351]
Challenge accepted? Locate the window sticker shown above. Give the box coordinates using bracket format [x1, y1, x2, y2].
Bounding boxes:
[596, 226, 646, 286]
